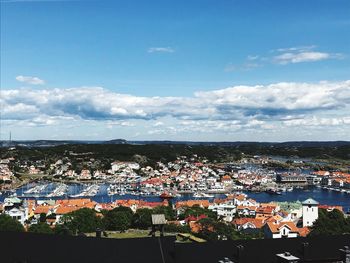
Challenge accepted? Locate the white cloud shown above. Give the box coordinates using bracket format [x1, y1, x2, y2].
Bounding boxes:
[230, 46, 345, 69]
[15, 75, 45, 85]
[106, 120, 134, 129]
[153, 121, 164, 127]
[274, 45, 317, 53]
[224, 62, 260, 72]
[283, 116, 350, 127]
[195, 81, 350, 115]
[1, 80, 350, 140]
[272, 45, 344, 64]
[247, 55, 260, 61]
[147, 47, 175, 53]
[273, 51, 330, 64]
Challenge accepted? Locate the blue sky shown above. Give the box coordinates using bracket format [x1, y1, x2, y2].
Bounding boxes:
[1, 0, 350, 141]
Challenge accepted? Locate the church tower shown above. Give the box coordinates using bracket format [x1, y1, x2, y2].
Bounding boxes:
[302, 198, 319, 227]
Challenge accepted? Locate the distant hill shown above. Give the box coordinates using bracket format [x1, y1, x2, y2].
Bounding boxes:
[1, 140, 349, 162]
[1, 139, 350, 148]
[103, 139, 128, 144]
[129, 140, 350, 147]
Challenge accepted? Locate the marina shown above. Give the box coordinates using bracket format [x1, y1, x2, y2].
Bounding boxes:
[70, 184, 100, 198]
[1, 183, 349, 211]
[46, 184, 68, 198]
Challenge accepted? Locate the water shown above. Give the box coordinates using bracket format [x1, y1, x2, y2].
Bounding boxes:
[1, 183, 349, 211]
[244, 188, 350, 210]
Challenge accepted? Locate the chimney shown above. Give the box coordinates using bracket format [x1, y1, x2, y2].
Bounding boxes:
[339, 246, 350, 263]
[95, 228, 102, 238]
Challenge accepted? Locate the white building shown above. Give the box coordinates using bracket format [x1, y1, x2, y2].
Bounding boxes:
[5, 207, 27, 225]
[3, 197, 28, 225]
[302, 198, 319, 227]
[264, 222, 299, 239]
[111, 162, 140, 173]
[208, 200, 236, 221]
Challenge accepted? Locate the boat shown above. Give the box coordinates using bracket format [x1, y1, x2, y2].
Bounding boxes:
[193, 192, 214, 198]
[265, 189, 282, 195]
[107, 184, 125, 196]
[279, 187, 287, 192]
[160, 192, 174, 199]
[46, 184, 68, 197]
[286, 186, 294, 192]
[24, 184, 47, 195]
[70, 184, 100, 197]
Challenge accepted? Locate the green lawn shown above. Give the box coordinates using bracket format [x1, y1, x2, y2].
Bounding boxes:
[86, 229, 178, 239]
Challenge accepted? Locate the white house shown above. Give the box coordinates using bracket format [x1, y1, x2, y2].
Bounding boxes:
[208, 200, 236, 221]
[5, 207, 27, 225]
[285, 207, 303, 223]
[111, 162, 140, 173]
[302, 198, 319, 227]
[264, 221, 299, 239]
[3, 197, 28, 225]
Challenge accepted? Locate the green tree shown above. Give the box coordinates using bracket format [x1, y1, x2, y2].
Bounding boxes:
[61, 208, 102, 234]
[112, 211, 130, 232]
[195, 217, 218, 241]
[28, 223, 53, 234]
[194, 218, 240, 241]
[179, 205, 216, 220]
[0, 214, 24, 232]
[310, 209, 350, 236]
[164, 223, 190, 233]
[103, 207, 132, 232]
[39, 213, 47, 223]
[53, 224, 73, 236]
[214, 222, 240, 240]
[132, 208, 152, 229]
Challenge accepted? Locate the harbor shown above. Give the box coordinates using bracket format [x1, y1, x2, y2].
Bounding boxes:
[1, 182, 349, 211]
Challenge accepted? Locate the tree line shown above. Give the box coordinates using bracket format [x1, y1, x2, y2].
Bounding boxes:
[1, 206, 349, 240]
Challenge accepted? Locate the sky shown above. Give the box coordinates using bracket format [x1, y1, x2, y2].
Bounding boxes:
[0, 0, 350, 141]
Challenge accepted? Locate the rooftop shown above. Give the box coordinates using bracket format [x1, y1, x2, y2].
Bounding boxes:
[302, 198, 319, 205]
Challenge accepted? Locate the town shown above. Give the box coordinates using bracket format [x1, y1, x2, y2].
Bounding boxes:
[1, 146, 349, 242]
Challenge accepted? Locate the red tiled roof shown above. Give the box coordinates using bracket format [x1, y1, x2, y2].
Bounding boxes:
[266, 221, 299, 233]
[318, 205, 343, 212]
[232, 218, 265, 229]
[55, 206, 79, 215]
[298, 227, 310, 237]
[185, 214, 208, 223]
[175, 200, 210, 209]
[256, 206, 275, 215]
[34, 206, 54, 214]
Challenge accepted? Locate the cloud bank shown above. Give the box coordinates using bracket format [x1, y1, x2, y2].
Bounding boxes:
[1, 80, 349, 140]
